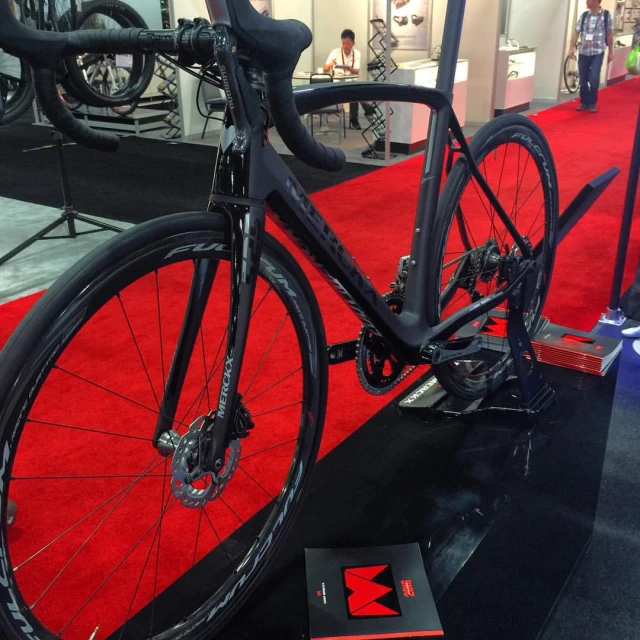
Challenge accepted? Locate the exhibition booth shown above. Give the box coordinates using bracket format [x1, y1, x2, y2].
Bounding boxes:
[1, 1, 640, 640]
[159, 0, 637, 160]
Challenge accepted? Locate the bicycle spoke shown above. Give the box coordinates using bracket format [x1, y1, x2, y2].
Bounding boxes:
[53, 366, 188, 429]
[241, 438, 299, 461]
[179, 284, 274, 426]
[26, 418, 152, 442]
[244, 366, 302, 405]
[243, 312, 289, 398]
[150, 459, 171, 636]
[59, 498, 179, 635]
[156, 270, 166, 391]
[191, 508, 205, 568]
[202, 508, 236, 572]
[13, 456, 166, 574]
[118, 294, 161, 409]
[251, 400, 302, 419]
[118, 474, 169, 640]
[28, 454, 165, 608]
[237, 464, 275, 501]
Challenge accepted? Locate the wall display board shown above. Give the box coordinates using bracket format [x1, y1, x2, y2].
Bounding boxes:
[620, 0, 640, 33]
[250, 0, 272, 18]
[372, 0, 431, 51]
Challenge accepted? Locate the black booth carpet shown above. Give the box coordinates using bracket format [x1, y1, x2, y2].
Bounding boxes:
[0, 123, 378, 222]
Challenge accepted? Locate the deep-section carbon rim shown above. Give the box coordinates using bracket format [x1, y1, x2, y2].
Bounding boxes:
[427, 116, 558, 400]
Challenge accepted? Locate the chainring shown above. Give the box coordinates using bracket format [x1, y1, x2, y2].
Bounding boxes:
[355, 292, 415, 395]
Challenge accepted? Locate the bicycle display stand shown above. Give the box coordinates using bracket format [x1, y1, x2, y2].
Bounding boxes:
[601, 104, 640, 326]
[0, 129, 122, 268]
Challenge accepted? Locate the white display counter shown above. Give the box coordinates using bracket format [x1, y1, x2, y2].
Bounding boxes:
[494, 47, 536, 116]
[387, 58, 469, 155]
[608, 33, 634, 85]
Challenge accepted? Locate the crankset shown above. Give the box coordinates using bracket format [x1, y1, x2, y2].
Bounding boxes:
[355, 256, 415, 395]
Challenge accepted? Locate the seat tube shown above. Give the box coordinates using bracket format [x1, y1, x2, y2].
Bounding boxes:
[403, 0, 466, 322]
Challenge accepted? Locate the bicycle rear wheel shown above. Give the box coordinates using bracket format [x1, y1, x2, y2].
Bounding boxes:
[0, 211, 327, 640]
[426, 115, 558, 400]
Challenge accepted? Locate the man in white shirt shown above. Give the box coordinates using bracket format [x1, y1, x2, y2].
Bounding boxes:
[323, 29, 373, 129]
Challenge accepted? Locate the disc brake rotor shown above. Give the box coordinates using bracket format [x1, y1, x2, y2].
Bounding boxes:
[170, 415, 241, 509]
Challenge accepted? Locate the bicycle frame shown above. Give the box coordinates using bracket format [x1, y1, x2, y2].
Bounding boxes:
[155, 0, 537, 466]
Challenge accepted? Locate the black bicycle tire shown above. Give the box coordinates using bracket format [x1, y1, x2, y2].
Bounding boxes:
[0, 211, 328, 640]
[426, 115, 558, 400]
[62, 0, 155, 107]
[109, 96, 138, 116]
[0, 54, 34, 125]
[563, 55, 579, 94]
[0, 0, 35, 125]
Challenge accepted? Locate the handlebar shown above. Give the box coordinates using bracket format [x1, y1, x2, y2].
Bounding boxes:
[0, 0, 346, 171]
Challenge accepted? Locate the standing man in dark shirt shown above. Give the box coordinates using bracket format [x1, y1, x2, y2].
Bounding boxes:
[569, 0, 613, 113]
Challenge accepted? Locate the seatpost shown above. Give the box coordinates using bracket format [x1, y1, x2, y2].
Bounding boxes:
[436, 0, 466, 96]
[402, 0, 467, 325]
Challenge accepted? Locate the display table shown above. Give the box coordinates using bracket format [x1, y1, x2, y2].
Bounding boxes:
[608, 34, 634, 86]
[386, 58, 469, 155]
[292, 72, 359, 87]
[494, 47, 536, 117]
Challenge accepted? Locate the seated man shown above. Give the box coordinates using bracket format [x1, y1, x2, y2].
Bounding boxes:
[324, 29, 373, 130]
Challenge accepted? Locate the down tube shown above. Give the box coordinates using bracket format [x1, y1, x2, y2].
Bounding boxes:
[265, 156, 421, 362]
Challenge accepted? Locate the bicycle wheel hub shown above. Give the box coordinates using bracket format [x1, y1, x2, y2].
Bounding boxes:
[170, 415, 241, 508]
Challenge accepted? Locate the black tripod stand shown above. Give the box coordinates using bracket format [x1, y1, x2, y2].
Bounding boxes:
[0, 129, 122, 268]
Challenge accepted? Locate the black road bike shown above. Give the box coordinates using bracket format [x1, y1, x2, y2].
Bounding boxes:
[0, 1, 558, 638]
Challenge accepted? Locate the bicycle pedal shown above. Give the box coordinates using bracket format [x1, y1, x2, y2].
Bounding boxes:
[420, 336, 482, 365]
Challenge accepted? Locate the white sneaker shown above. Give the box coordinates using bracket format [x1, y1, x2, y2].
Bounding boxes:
[621, 325, 640, 338]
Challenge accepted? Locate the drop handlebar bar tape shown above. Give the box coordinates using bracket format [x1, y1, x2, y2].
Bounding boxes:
[265, 69, 346, 172]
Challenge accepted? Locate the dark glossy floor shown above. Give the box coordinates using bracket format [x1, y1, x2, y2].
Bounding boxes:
[202, 346, 634, 640]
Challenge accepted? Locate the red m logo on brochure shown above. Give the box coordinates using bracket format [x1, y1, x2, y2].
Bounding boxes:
[342, 565, 401, 618]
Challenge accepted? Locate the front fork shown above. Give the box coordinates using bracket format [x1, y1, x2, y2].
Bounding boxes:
[206, 204, 264, 471]
[152, 204, 265, 474]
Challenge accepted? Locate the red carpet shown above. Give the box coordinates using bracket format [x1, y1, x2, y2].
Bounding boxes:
[0, 78, 638, 638]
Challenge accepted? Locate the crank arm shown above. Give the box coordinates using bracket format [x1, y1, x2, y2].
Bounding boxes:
[421, 335, 482, 364]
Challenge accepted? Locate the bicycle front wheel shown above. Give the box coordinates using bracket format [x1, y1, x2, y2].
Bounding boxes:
[426, 115, 558, 400]
[0, 211, 327, 640]
[563, 55, 579, 94]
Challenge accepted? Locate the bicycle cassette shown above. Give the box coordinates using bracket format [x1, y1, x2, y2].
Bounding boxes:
[355, 292, 414, 395]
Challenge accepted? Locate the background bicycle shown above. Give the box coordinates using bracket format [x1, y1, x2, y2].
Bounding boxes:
[0, 0, 155, 122]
